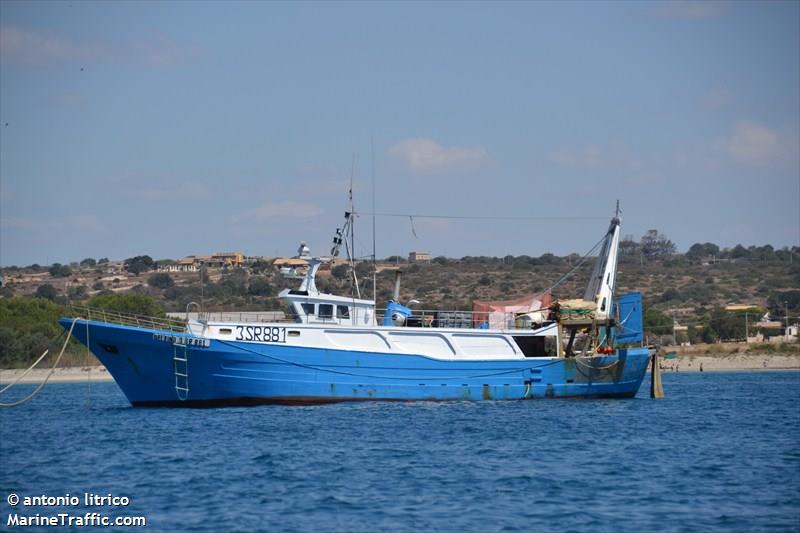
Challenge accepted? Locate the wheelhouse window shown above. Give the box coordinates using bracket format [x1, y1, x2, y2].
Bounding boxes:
[318, 304, 334, 319]
[337, 305, 350, 319]
[301, 303, 315, 316]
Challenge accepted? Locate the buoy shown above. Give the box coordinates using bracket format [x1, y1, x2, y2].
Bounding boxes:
[650, 351, 664, 399]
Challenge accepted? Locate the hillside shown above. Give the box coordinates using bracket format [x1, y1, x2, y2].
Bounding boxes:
[3, 245, 798, 337]
[3, 246, 799, 369]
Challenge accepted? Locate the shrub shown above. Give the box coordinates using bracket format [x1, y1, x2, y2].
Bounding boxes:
[124, 255, 154, 275]
[248, 278, 273, 296]
[148, 273, 174, 289]
[48, 263, 72, 278]
[88, 293, 166, 317]
[35, 284, 58, 301]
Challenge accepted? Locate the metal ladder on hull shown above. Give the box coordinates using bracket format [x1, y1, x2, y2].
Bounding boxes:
[173, 344, 189, 401]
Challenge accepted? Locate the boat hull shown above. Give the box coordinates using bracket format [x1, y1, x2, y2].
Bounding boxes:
[61, 319, 651, 407]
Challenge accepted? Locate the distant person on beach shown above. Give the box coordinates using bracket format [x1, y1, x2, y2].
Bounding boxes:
[700, 363, 703, 372]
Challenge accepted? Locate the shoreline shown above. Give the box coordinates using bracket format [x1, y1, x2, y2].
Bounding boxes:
[0, 366, 114, 385]
[2, 352, 798, 384]
[657, 350, 799, 372]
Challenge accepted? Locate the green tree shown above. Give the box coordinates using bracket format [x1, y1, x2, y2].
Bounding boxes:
[643, 307, 672, 337]
[728, 244, 750, 260]
[148, 273, 175, 289]
[686, 242, 719, 260]
[67, 285, 89, 300]
[35, 284, 58, 301]
[124, 255, 155, 275]
[640, 230, 676, 257]
[355, 262, 372, 277]
[660, 288, 681, 303]
[88, 293, 166, 317]
[331, 264, 349, 280]
[700, 325, 719, 344]
[767, 290, 800, 316]
[80, 258, 97, 267]
[682, 284, 712, 305]
[619, 236, 641, 256]
[538, 253, 562, 265]
[0, 297, 74, 367]
[48, 263, 72, 278]
[709, 307, 746, 341]
[248, 278, 273, 296]
[249, 260, 272, 274]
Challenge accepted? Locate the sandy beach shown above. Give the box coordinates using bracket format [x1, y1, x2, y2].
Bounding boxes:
[655, 353, 800, 372]
[0, 365, 114, 385]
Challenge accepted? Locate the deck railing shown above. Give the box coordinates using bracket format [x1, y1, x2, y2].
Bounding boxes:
[71, 305, 533, 331]
[175, 311, 287, 324]
[70, 305, 187, 333]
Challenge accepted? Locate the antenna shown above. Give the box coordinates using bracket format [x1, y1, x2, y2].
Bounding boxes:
[371, 135, 377, 304]
[348, 155, 361, 299]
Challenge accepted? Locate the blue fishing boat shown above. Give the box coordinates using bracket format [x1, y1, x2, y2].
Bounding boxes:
[60, 207, 648, 406]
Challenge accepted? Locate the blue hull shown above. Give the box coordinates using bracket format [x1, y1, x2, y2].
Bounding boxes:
[61, 319, 650, 407]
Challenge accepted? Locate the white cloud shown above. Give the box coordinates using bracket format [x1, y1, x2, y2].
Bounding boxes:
[0, 25, 191, 67]
[389, 138, 488, 175]
[723, 121, 787, 166]
[0, 25, 106, 64]
[673, 121, 799, 174]
[231, 201, 322, 223]
[653, 1, 727, 19]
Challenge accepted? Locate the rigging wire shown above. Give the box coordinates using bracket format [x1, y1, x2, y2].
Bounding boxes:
[541, 233, 608, 295]
[0, 318, 80, 408]
[353, 211, 607, 222]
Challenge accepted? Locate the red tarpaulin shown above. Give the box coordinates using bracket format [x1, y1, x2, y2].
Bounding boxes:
[473, 292, 552, 329]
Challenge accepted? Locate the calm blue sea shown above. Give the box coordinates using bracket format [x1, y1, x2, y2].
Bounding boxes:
[1, 372, 798, 532]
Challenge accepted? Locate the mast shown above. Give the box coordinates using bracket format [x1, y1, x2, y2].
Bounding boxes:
[347, 161, 361, 299]
[583, 202, 621, 319]
[330, 160, 362, 299]
[371, 136, 377, 304]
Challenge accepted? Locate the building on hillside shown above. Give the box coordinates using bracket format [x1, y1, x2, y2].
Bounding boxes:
[207, 252, 245, 268]
[408, 251, 431, 263]
[158, 252, 244, 272]
[160, 257, 199, 272]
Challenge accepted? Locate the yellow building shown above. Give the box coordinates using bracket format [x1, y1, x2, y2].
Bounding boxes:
[408, 251, 432, 263]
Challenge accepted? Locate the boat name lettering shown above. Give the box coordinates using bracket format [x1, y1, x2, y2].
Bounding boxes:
[152, 333, 210, 348]
[235, 326, 287, 343]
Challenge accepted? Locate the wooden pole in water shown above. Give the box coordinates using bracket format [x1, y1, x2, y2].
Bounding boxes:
[650, 351, 664, 398]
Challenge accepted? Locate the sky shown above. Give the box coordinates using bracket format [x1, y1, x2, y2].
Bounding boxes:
[1, 0, 798, 266]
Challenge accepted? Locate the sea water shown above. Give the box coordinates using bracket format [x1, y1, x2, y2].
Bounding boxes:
[1, 372, 798, 532]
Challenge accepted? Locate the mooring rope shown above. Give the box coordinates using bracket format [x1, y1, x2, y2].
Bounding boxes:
[573, 356, 621, 371]
[0, 318, 81, 408]
[85, 317, 92, 407]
